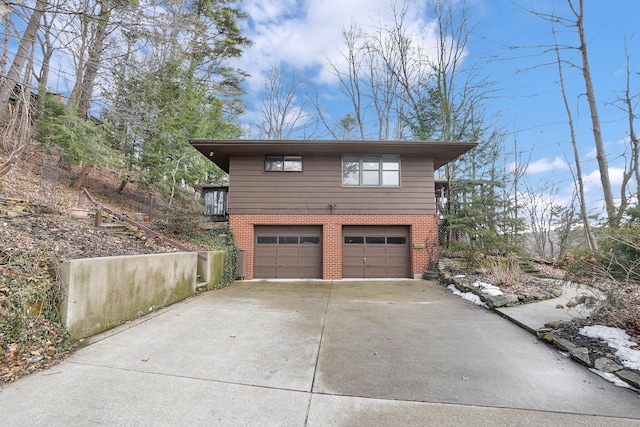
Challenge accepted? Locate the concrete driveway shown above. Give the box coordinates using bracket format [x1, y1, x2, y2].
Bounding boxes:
[2, 280, 640, 426]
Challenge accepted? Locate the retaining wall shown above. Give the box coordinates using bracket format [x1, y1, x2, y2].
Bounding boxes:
[59, 251, 225, 341]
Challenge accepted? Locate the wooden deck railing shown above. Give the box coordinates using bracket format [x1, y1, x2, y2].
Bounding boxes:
[78, 187, 206, 261]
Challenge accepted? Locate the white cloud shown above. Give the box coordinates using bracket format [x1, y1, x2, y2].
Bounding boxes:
[582, 167, 627, 193]
[237, 0, 438, 90]
[524, 157, 569, 174]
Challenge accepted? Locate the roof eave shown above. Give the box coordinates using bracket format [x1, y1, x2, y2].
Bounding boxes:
[189, 139, 478, 173]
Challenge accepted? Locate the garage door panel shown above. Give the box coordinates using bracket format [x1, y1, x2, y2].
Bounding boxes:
[342, 226, 410, 278]
[254, 225, 322, 279]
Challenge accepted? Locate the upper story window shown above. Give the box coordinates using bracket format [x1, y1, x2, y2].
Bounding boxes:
[342, 155, 400, 187]
[264, 155, 303, 172]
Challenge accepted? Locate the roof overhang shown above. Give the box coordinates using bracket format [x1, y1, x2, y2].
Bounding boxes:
[189, 139, 478, 173]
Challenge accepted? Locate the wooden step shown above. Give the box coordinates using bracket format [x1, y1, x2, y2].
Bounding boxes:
[100, 223, 128, 232]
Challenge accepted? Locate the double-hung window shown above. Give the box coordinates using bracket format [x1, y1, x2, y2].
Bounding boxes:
[342, 155, 400, 187]
[264, 155, 302, 172]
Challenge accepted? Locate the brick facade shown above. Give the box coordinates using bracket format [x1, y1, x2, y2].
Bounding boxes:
[230, 214, 438, 280]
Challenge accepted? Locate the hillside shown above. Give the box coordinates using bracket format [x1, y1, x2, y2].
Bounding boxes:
[0, 151, 208, 385]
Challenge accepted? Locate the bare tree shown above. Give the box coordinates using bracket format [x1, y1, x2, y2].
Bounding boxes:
[552, 24, 597, 250]
[522, 180, 559, 258]
[607, 34, 639, 223]
[0, 0, 46, 122]
[524, 0, 615, 223]
[325, 22, 367, 139]
[256, 64, 312, 139]
[68, 0, 137, 119]
[568, 0, 615, 223]
[324, 13, 410, 140]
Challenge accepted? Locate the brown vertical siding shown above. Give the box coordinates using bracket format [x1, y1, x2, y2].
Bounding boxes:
[228, 155, 435, 215]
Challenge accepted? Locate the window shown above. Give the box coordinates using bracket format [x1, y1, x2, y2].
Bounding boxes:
[257, 236, 277, 244]
[300, 236, 320, 244]
[342, 155, 400, 187]
[366, 236, 386, 244]
[344, 236, 364, 244]
[279, 236, 299, 244]
[387, 236, 407, 244]
[265, 155, 302, 172]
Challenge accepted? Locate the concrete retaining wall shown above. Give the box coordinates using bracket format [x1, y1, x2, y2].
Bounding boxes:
[59, 251, 225, 341]
[197, 250, 227, 290]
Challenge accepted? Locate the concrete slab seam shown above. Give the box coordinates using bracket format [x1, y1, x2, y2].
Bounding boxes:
[304, 280, 334, 426]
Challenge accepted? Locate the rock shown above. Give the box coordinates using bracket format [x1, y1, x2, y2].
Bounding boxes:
[594, 357, 623, 373]
[569, 347, 591, 366]
[540, 333, 555, 343]
[537, 327, 553, 336]
[553, 337, 577, 352]
[544, 320, 566, 329]
[615, 370, 640, 389]
[551, 287, 563, 297]
[484, 293, 519, 308]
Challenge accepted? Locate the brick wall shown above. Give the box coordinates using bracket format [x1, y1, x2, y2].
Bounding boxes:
[230, 214, 438, 280]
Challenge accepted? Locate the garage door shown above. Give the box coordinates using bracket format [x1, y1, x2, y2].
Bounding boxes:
[342, 226, 410, 278]
[254, 225, 323, 279]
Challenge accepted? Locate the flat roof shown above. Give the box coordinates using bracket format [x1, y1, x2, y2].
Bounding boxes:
[189, 139, 478, 173]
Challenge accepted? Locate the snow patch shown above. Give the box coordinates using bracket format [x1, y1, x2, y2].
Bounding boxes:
[579, 325, 640, 371]
[471, 281, 504, 296]
[447, 284, 488, 308]
[589, 368, 639, 390]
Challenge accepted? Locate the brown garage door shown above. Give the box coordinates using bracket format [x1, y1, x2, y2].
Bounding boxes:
[342, 226, 410, 278]
[254, 225, 323, 279]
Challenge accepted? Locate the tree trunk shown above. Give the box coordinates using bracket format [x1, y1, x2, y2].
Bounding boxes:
[0, 0, 46, 122]
[71, 163, 93, 190]
[70, 1, 111, 119]
[36, 6, 55, 116]
[117, 178, 128, 193]
[571, 0, 615, 223]
[553, 26, 597, 251]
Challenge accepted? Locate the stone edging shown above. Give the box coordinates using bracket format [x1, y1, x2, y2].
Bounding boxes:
[537, 324, 640, 390]
[440, 269, 640, 392]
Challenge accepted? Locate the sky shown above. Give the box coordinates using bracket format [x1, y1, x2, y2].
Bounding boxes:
[231, 0, 640, 219]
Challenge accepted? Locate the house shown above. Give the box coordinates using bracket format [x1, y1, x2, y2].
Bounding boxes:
[189, 139, 477, 280]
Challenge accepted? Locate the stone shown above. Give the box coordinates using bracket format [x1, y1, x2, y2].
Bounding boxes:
[540, 333, 555, 343]
[551, 287, 563, 297]
[569, 347, 591, 366]
[537, 327, 553, 335]
[615, 370, 640, 389]
[594, 357, 623, 373]
[485, 293, 519, 308]
[544, 320, 566, 329]
[553, 337, 577, 352]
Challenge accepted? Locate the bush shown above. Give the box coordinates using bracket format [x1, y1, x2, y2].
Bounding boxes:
[563, 218, 640, 335]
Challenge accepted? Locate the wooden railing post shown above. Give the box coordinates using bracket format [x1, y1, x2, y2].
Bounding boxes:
[94, 208, 102, 227]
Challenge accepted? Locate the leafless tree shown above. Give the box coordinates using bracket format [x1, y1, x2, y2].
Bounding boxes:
[568, 0, 615, 223]
[325, 22, 367, 139]
[552, 24, 597, 250]
[0, 0, 46, 122]
[256, 64, 313, 139]
[523, 0, 615, 223]
[606, 34, 639, 223]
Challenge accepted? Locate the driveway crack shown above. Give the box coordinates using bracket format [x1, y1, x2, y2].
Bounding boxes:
[304, 280, 333, 425]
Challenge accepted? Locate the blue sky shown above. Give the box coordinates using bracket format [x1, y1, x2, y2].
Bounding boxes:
[232, 0, 640, 219]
